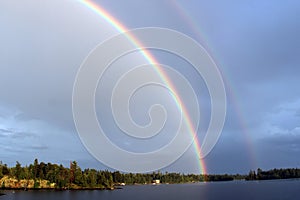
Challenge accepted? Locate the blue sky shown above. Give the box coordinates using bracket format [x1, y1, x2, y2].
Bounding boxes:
[0, 0, 300, 174]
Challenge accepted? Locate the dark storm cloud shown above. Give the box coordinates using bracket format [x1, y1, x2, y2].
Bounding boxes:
[255, 128, 300, 169]
[226, 6, 299, 132]
[261, 131, 300, 150]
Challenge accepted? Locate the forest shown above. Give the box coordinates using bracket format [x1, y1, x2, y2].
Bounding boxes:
[246, 168, 300, 180]
[0, 159, 241, 190]
[1, 159, 299, 190]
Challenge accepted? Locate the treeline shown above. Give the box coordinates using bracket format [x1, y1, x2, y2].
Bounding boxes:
[0, 159, 114, 189]
[108, 172, 243, 184]
[112, 171, 201, 184]
[0, 159, 245, 190]
[246, 168, 300, 180]
[202, 174, 243, 182]
[2, 159, 299, 189]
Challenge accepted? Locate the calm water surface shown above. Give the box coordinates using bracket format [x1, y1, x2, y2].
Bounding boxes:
[1, 179, 300, 200]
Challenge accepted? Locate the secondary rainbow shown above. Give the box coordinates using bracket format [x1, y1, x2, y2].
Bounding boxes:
[171, 0, 258, 169]
[78, 0, 207, 175]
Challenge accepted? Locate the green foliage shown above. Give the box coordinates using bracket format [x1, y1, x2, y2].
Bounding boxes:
[1, 164, 10, 176]
[12, 161, 26, 181]
[204, 174, 234, 182]
[33, 180, 40, 189]
[246, 168, 300, 180]
[3, 159, 300, 190]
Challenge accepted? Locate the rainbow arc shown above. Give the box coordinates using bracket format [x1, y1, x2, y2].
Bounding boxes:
[78, 0, 207, 175]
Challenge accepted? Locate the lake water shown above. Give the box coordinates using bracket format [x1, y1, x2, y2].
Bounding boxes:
[1, 179, 300, 200]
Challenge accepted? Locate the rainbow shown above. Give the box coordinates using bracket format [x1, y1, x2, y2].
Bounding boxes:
[171, 1, 257, 169]
[78, 0, 207, 174]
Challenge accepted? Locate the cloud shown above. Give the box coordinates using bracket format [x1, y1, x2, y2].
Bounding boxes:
[11, 131, 37, 139]
[0, 128, 13, 134]
[261, 127, 300, 149]
[251, 98, 300, 169]
[28, 145, 48, 151]
[255, 126, 300, 169]
[0, 0, 119, 133]
[0, 126, 37, 139]
[0, 0, 300, 173]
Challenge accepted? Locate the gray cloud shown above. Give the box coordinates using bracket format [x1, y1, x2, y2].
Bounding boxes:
[0, 128, 13, 134]
[28, 145, 48, 151]
[0, 127, 37, 139]
[0, 0, 299, 173]
[255, 127, 300, 169]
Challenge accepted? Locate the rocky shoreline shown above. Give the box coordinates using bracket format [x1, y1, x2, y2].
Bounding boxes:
[0, 176, 116, 191]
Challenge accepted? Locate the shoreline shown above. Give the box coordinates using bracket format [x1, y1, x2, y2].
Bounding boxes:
[0, 187, 116, 191]
[1, 178, 300, 195]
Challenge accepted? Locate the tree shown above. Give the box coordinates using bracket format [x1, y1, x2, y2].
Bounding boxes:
[257, 168, 262, 180]
[33, 158, 39, 179]
[1, 164, 9, 176]
[86, 169, 97, 188]
[14, 161, 24, 181]
[70, 161, 83, 185]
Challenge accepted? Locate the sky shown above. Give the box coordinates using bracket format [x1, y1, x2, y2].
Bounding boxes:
[0, 0, 300, 174]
